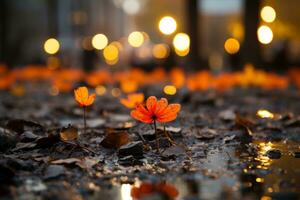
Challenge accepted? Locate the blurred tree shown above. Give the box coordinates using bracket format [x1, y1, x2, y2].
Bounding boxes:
[186, 0, 201, 69]
[241, 0, 261, 67]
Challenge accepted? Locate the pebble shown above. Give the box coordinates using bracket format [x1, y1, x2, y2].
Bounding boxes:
[118, 141, 143, 158]
[266, 150, 282, 159]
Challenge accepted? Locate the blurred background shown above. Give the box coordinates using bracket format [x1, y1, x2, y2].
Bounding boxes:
[1, 0, 300, 72]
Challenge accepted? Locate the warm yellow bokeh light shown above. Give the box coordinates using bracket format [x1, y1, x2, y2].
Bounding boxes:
[92, 34, 108, 50]
[164, 85, 177, 95]
[152, 44, 169, 59]
[95, 85, 106, 96]
[175, 47, 190, 57]
[173, 33, 190, 51]
[261, 6, 276, 23]
[128, 31, 144, 48]
[224, 38, 240, 54]
[158, 16, 177, 35]
[103, 44, 119, 61]
[44, 38, 60, 54]
[257, 25, 273, 44]
[111, 88, 121, 97]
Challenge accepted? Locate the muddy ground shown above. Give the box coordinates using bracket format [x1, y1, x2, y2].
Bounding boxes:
[0, 87, 300, 200]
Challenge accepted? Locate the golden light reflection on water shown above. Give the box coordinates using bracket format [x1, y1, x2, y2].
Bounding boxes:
[255, 141, 273, 169]
[253, 141, 300, 195]
[121, 184, 133, 200]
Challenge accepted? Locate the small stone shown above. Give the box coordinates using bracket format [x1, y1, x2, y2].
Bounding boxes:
[293, 152, 300, 158]
[44, 165, 65, 179]
[118, 155, 143, 166]
[118, 141, 143, 158]
[266, 150, 281, 159]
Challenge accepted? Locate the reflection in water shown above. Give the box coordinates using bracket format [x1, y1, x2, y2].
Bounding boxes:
[121, 184, 133, 200]
[255, 142, 273, 169]
[252, 140, 300, 198]
[93, 140, 299, 200]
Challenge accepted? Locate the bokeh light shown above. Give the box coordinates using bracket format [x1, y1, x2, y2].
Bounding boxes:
[173, 33, 190, 51]
[257, 25, 273, 44]
[163, 85, 177, 95]
[128, 31, 144, 48]
[95, 85, 106, 96]
[158, 16, 177, 35]
[261, 6, 276, 23]
[92, 34, 108, 50]
[111, 87, 121, 97]
[44, 38, 60, 55]
[152, 44, 169, 59]
[122, 0, 140, 15]
[103, 44, 119, 62]
[175, 47, 190, 57]
[224, 38, 240, 54]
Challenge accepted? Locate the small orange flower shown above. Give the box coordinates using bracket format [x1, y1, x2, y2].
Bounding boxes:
[131, 96, 181, 124]
[120, 93, 144, 109]
[74, 86, 96, 107]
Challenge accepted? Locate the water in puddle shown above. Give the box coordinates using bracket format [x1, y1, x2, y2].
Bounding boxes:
[92, 140, 300, 200]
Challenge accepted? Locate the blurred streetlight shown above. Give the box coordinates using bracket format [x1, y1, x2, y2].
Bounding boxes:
[44, 38, 60, 54]
[92, 34, 108, 50]
[158, 16, 177, 35]
[152, 44, 169, 59]
[173, 33, 190, 56]
[260, 6, 276, 23]
[128, 31, 144, 47]
[103, 44, 119, 65]
[224, 38, 240, 54]
[257, 25, 273, 44]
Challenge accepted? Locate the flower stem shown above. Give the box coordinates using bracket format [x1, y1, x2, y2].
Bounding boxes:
[83, 106, 86, 134]
[153, 120, 159, 153]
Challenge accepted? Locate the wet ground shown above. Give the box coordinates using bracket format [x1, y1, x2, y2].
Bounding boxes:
[0, 87, 300, 200]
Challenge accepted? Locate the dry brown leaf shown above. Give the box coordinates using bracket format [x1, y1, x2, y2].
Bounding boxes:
[100, 131, 130, 149]
[60, 125, 78, 141]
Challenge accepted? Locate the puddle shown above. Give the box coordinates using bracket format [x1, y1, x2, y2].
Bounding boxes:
[91, 140, 300, 200]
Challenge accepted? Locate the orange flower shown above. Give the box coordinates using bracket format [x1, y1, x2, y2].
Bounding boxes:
[131, 96, 180, 124]
[131, 182, 178, 200]
[74, 86, 96, 107]
[120, 93, 144, 109]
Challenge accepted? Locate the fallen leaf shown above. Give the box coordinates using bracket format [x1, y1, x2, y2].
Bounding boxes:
[6, 119, 45, 135]
[76, 157, 101, 169]
[51, 158, 81, 165]
[60, 125, 78, 141]
[100, 130, 130, 149]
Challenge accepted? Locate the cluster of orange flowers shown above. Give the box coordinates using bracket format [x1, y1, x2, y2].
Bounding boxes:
[0, 64, 298, 93]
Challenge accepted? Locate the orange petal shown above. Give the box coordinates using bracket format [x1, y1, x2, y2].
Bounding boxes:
[157, 114, 177, 123]
[146, 96, 157, 114]
[159, 104, 181, 116]
[131, 110, 153, 124]
[136, 103, 151, 116]
[74, 86, 89, 105]
[155, 98, 168, 116]
[85, 93, 96, 106]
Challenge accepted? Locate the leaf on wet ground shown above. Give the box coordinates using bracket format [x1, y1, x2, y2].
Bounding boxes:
[194, 128, 219, 140]
[60, 125, 78, 141]
[5, 119, 45, 135]
[100, 130, 130, 149]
